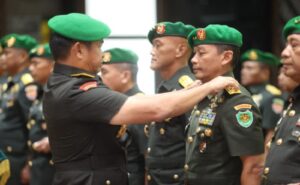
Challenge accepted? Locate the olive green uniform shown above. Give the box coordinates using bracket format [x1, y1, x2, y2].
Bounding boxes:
[125, 85, 148, 185]
[26, 84, 54, 185]
[263, 85, 300, 184]
[0, 69, 35, 185]
[248, 83, 284, 135]
[185, 73, 264, 185]
[146, 66, 195, 185]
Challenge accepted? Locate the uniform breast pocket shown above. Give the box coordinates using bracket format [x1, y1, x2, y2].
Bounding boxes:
[286, 128, 300, 164]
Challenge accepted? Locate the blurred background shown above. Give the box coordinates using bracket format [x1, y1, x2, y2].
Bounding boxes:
[0, 0, 299, 93]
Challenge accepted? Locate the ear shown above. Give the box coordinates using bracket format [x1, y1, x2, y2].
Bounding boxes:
[221, 50, 233, 66]
[175, 43, 187, 58]
[121, 70, 131, 84]
[72, 42, 86, 60]
[18, 49, 29, 64]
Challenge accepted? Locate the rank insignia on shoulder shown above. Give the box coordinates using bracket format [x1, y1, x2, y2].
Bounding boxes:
[179, 75, 194, 88]
[25, 84, 38, 101]
[272, 98, 284, 114]
[21, 73, 34, 85]
[79, 81, 98, 91]
[236, 110, 253, 128]
[234, 104, 252, 111]
[266, 85, 281, 96]
[225, 86, 241, 95]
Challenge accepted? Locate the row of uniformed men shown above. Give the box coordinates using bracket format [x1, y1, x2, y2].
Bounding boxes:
[0, 14, 300, 185]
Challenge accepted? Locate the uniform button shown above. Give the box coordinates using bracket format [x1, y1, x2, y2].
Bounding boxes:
[264, 167, 270, 174]
[204, 128, 212, 137]
[147, 175, 151, 181]
[165, 117, 171, 122]
[27, 140, 32, 147]
[298, 137, 300, 142]
[200, 133, 205, 138]
[30, 119, 35, 125]
[27, 123, 31, 129]
[173, 174, 179, 180]
[151, 121, 155, 126]
[6, 146, 12, 153]
[276, 138, 283, 145]
[196, 127, 201, 133]
[187, 136, 193, 143]
[184, 164, 189, 171]
[105, 180, 111, 185]
[195, 110, 200, 116]
[289, 110, 296, 117]
[147, 147, 151, 154]
[28, 161, 33, 167]
[266, 141, 271, 149]
[49, 160, 54, 165]
[160, 128, 165, 135]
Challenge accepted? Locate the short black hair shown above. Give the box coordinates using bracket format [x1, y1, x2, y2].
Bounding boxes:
[49, 33, 92, 61]
[215, 44, 240, 68]
[115, 63, 138, 83]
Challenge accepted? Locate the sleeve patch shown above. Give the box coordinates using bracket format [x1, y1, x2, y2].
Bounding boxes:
[236, 110, 253, 128]
[179, 75, 194, 88]
[234, 104, 252, 110]
[79, 81, 98, 91]
[272, 98, 284, 114]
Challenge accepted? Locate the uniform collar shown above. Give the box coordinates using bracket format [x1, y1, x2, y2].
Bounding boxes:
[247, 83, 267, 94]
[158, 66, 192, 92]
[290, 85, 300, 103]
[124, 84, 141, 96]
[53, 63, 96, 78]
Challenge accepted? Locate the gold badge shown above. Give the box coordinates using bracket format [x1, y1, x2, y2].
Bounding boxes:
[37, 46, 45, 56]
[102, 52, 111, 63]
[7, 37, 16, 47]
[179, 75, 194, 88]
[249, 50, 258, 60]
[234, 104, 252, 111]
[225, 86, 241, 95]
[294, 18, 300, 24]
[197, 29, 206, 40]
[156, 23, 166, 34]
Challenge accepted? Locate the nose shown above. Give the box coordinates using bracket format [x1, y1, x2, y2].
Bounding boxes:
[281, 45, 290, 62]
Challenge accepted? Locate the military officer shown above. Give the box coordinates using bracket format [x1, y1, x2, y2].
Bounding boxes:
[27, 43, 54, 185]
[240, 49, 284, 144]
[263, 15, 300, 185]
[0, 33, 37, 185]
[146, 21, 195, 185]
[101, 48, 148, 185]
[185, 25, 265, 185]
[44, 13, 238, 185]
[0, 150, 10, 185]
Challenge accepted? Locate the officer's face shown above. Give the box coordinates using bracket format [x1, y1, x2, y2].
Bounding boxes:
[191, 45, 223, 82]
[278, 68, 298, 92]
[241, 61, 265, 86]
[281, 34, 300, 83]
[100, 64, 125, 92]
[29, 57, 53, 85]
[150, 37, 178, 71]
[3, 47, 27, 75]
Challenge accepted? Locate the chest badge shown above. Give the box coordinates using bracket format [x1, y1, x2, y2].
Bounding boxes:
[198, 108, 216, 126]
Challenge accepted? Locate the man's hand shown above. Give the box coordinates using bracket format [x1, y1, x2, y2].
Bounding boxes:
[207, 76, 239, 94]
[20, 164, 30, 185]
[32, 137, 51, 153]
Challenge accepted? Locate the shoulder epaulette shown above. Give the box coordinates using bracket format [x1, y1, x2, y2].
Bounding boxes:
[179, 75, 194, 88]
[21, 73, 34, 85]
[266, 84, 281, 96]
[70, 73, 95, 78]
[225, 86, 241, 95]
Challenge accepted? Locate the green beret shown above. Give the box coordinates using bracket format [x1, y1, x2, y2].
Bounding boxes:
[188, 24, 243, 48]
[241, 49, 280, 67]
[102, 48, 138, 65]
[283, 16, 300, 39]
[48, 13, 111, 41]
[148, 21, 195, 43]
[2, 33, 37, 52]
[30, 43, 53, 59]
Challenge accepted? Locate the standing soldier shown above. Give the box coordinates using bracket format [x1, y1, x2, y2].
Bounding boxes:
[0, 33, 37, 185]
[263, 15, 300, 185]
[100, 48, 148, 185]
[146, 21, 195, 185]
[27, 43, 55, 185]
[44, 13, 238, 185]
[240, 49, 284, 144]
[185, 25, 265, 185]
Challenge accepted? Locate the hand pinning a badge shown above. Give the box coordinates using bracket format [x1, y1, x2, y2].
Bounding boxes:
[207, 76, 240, 95]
